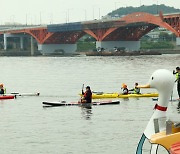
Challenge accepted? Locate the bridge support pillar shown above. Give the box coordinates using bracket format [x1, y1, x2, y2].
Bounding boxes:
[31, 36, 34, 56]
[38, 44, 77, 55]
[176, 37, 180, 46]
[96, 41, 140, 51]
[3, 34, 7, 50]
[20, 37, 24, 50]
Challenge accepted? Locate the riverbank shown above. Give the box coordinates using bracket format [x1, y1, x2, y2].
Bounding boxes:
[0, 50, 81, 57]
[0, 49, 179, 56]
[83, 49, 180, 56]
[0, 50, 42, 56]
[146, 49, 180, 54]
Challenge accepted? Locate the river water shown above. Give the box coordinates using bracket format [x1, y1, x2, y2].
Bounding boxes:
[0, 54, 179, 154]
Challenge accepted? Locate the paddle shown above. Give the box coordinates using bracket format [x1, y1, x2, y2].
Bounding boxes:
[80, 84, 84, 103]
[82, 84, 84, 95]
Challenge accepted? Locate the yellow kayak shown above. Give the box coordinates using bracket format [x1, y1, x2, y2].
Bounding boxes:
[80, 92, 158, 99]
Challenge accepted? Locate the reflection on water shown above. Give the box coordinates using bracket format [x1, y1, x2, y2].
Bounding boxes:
[81, 104, 93, 120]
[122, 98, 129, 101]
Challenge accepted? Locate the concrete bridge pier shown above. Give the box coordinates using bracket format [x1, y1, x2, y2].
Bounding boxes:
[96, 41, 140, 51]
[38, 44, 77, 55]
[3, 34, 7, 50]
[20, 37, 24, 50]
[3, 33, 28, 51]
[31, 36, 34, 56]
[176, 37, 180, 46]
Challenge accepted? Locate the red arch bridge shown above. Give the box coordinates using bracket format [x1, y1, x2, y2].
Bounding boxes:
[0, 12, 179, 55]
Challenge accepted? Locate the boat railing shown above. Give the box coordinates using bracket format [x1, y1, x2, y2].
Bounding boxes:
[153, 117, 166, 133]
[153, 118, 180, 135]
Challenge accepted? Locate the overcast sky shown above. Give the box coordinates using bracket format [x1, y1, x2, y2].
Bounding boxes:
[1, 0, 179, 25]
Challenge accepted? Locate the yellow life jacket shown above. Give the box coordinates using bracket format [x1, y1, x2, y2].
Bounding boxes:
[4, 88, 6, 94]
[176, 72, 179, 80]
[134, 87, 140, 94]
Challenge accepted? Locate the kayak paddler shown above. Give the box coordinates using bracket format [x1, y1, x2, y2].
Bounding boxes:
[121, 83, 129, 94]
[0, 84, 5, 95]
[81, 86, 92, 103]
[129, 83, 141, 94]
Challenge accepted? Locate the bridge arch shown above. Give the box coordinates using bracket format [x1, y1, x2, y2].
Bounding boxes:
[101, 12, 179, 41]
[24, 29, 86, 44]
[21, 28, 54, 44]
[43, 31, 86, 44]
[0, 27, 87, 47]
[0, 27, 53, 44]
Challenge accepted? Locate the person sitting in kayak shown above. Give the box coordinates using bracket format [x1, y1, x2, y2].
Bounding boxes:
[81, 86, 92, 103]
[121, 83, 128, 94]
[129, 83, 140, 94]
[0, 84, 5, 95]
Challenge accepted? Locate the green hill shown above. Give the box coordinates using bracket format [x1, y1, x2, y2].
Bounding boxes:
[108, 4, 180, 17]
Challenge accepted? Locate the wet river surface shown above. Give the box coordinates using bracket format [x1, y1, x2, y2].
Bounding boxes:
[0, 54, 179, 154]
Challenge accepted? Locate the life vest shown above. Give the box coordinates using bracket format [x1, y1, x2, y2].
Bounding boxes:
[123, 88, 128, 94]
[177, 72, 180, 83]
[0, 88, 5, 94]
[83, 90, 92, 103]
[84, 91, 88, 97]
[176, 72, 179, 80]
[0, 83, 5, 94]
[134, 87, 140, 94]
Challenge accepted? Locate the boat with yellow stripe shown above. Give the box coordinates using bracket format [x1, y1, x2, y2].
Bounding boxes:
[80, 92, 158, 99]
